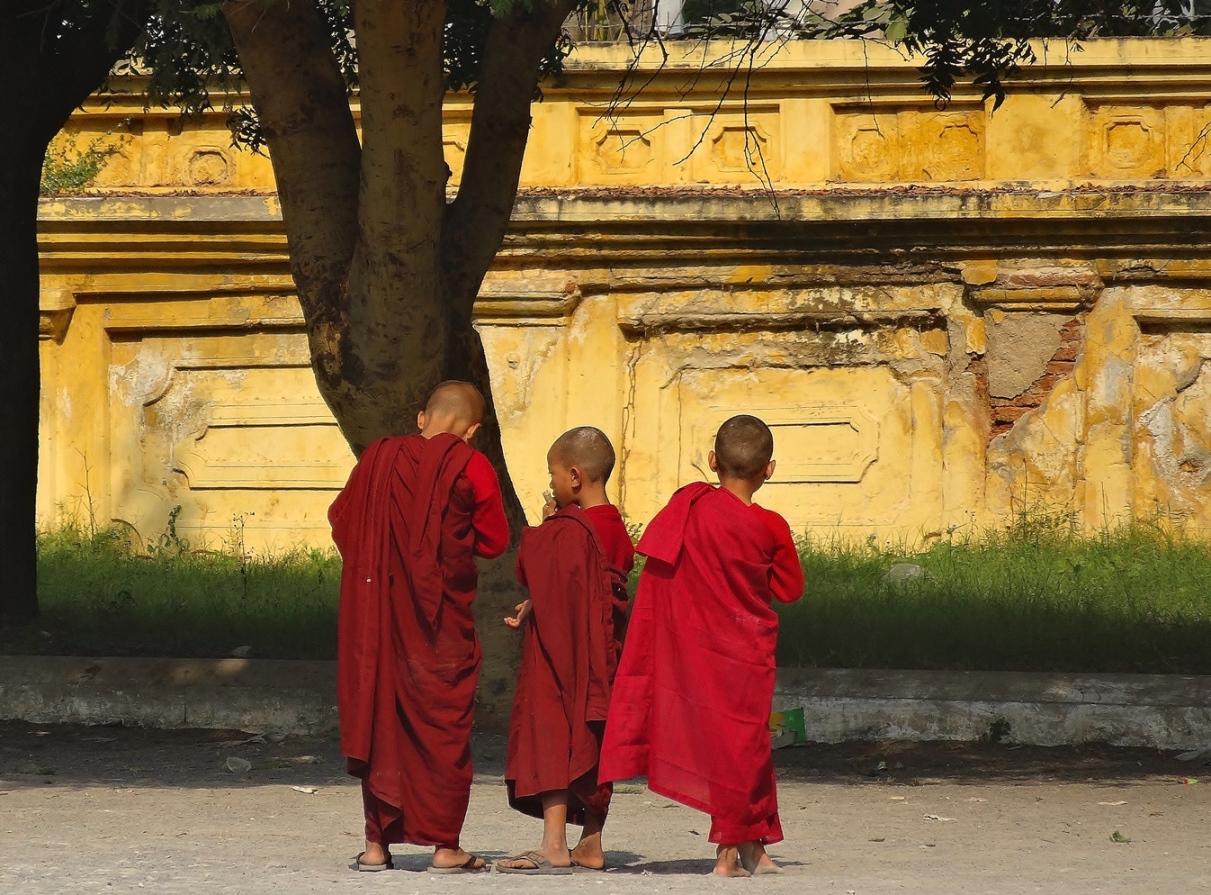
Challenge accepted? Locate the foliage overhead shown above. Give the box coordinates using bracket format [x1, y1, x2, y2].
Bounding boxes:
[672, 1, 1211, 108]
[37, 1, 1211, 144]
[832, 0, 1211, 108]
[100, 0, 571, 151]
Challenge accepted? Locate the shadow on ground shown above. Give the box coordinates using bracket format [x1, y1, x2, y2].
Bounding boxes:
[0, 721, 1203, 796]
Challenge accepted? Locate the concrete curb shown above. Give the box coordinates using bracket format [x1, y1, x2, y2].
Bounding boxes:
[1, 656, 1208, 748]
[0, 656, 337, 735]
[773, 668, 1211, 750]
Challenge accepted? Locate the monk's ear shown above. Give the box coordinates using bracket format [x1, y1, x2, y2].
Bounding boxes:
[707, 450, 719, 474]
[569, 465, 583, 490]
[463, 421, 482, 444]
[416, 410, 427, 432]
[764, 459, 776, 482]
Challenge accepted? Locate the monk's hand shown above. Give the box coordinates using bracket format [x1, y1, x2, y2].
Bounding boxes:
[504, 600, 532, 628]
[542, 492, 558, 520]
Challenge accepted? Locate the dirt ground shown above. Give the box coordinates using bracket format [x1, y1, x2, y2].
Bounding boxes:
[1, 721, 1208, 894]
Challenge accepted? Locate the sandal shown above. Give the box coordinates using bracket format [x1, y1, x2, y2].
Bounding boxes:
[496, 851, 574, 875]
[354, 851, 393, 872]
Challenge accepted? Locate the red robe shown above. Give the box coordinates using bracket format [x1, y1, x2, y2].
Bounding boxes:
[330, 432, 509, 847]
[583, 503, 636, 677]
[505, 504, 616, 824]
[598, 484, 803, 845]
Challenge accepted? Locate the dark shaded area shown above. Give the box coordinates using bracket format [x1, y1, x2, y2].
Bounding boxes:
[0, 721, 1202, 796]
[772, 739, 1207, 787]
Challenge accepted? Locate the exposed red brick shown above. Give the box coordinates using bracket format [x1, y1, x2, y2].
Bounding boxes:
[987, 317, 1084, 441]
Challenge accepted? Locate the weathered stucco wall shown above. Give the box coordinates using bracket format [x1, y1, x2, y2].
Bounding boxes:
[36, 40, 1211, 549]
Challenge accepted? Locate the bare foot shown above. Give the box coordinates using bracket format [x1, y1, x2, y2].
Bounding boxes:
[571, 832, 605, 869]
[713, 845, 751, 878]
[358, 841, 389, 868]
[431, 846, 485, 871]
[496, 846, 572, 871]
[739, 841, 782, 875]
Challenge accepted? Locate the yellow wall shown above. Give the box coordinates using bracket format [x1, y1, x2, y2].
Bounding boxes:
[38, 40, 1211, 549]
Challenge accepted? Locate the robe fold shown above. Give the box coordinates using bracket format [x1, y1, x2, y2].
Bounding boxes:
[598, 483, 804, 845]
[330, 432, 508, 847]
[505, 505, 616, 824]
[583, 503, 636, 678]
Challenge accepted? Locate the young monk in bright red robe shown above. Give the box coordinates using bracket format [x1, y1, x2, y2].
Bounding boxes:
[599, 414, 804, 878]
[329, 381, 510, 874]
[496, 427, 635, 875]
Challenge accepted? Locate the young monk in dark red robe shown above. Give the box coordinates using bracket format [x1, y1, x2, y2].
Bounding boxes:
[329, 381, 509, 874]
[599, 415, 804, 878]
[496, 427, 635, 874]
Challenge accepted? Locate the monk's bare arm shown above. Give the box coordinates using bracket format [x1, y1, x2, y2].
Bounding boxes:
[761, 510, 805, 604]
[463, 452, 510, 558]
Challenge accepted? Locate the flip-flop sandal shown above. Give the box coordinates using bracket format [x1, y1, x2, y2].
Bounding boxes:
[428, 854, 487, 874]
[496, 851, 574, 875]
[353, 851, 393, 872]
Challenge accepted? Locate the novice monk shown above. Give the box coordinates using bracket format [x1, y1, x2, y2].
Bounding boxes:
[497, 427, 635, 875]
[599, 414, 804, 878]
[329, 381, 510, 873]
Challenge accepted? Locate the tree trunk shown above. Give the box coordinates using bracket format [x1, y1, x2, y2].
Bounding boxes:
[0, 1, 147, 625]
[0, 137, 45, 625]
[224, 1, 580, 534]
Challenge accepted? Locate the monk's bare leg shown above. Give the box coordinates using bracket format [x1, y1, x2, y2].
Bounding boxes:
[497, 790, 573, 870]
[738, 841, 781, 874]
[571, 809, 606, 869]
[714, 844, 751, 878]
[358, 784, 394, 870]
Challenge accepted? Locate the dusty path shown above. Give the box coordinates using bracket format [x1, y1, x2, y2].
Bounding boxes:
[0, 721, 1208, 894]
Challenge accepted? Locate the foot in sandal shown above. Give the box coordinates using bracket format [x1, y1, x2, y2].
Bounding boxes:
[353, 843, 392, 872]
[496, 850, 574, 875]
[429, 846, 487, 873]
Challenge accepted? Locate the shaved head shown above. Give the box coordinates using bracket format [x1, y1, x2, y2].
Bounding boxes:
[549, 426, 616, 483]
[424, 380, 486, 426]
[713, 415, 774, 479]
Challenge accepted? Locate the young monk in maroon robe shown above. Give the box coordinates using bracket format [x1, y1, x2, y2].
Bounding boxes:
[329, 381, 510, 874]
[496, 427, 635, 874]
[599, 414, 804, 878]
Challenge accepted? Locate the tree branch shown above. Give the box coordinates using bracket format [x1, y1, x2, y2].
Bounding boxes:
[441, 0, 579, 316]
[13, 0, 148, 143]
[222, 0, 361, 320]
[352, 0, 448, 263]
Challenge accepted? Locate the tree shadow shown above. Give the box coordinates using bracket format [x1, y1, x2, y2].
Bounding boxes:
[1, 721, 1202, 795]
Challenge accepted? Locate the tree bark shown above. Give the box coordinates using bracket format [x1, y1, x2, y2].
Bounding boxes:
[0, 0, 147, 624]
[222, 0, 362, 419]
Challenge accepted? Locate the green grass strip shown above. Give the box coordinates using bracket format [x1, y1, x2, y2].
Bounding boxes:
[4, 517, 1209, 672]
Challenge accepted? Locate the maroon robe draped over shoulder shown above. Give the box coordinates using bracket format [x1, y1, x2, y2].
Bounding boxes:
[505, 505, 615, 824]
[583, 503, 636, 677]
[330, 432, 508, 847]
[598, 483, 804, 845]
